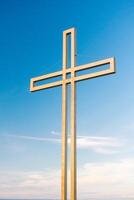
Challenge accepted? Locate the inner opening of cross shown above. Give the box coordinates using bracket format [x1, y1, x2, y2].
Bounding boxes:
[66, 33, 71, 69]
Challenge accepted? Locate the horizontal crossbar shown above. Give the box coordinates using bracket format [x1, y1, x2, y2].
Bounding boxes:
[30, 57, 115, 92]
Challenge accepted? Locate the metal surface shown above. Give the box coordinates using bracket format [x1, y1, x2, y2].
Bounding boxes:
[30, 57, 115, 92]
[30, 27, 116, 200]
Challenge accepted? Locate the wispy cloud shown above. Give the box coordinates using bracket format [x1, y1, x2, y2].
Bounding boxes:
[3, 134, 60, 143]
[77, 158, 134, 199]
[0, 159, 134, 199]
[0, 169, 60, 199]
[2, 134, 123, 154]
[76, 136, 123, 154]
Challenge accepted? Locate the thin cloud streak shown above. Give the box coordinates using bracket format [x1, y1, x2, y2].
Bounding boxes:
[2, 134, 60, 143]
[2, 134, 124, 154]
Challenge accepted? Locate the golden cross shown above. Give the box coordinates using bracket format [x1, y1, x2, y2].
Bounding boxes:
[30, 27, 116, 200]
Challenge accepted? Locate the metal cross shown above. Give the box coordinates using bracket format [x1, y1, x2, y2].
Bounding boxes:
[30, 27, 116, 200]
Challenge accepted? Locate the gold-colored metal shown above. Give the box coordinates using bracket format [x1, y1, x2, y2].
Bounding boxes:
[69, 28, 77, 200]
[30, 57, 115, 92]
[61, 27, 68, 200]
[30, 27, 116, 200]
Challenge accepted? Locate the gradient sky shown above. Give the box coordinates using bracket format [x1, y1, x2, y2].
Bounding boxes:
[0, 0, 134, 199]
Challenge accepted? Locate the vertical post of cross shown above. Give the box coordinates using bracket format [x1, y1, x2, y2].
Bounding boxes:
[61, 29, 68, 200]
[62, 28, 77, 200]
[70, 28, 77, 200]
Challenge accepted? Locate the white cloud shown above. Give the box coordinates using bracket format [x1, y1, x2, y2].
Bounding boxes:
[0, 170, 61, 199]
[77, 159, 134, 199]
[76, 136, 123, 154]
[2, 134, 124, 154]
[3, 134, 60, 143]
[0, 159, 134, 199]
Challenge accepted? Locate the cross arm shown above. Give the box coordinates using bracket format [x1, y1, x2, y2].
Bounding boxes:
[74, 57, 116, 82]
[30, 57, 115, 92]
[30, 70, 63, 92]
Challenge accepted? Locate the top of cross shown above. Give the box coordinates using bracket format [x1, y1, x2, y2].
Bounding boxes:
[30, 27, 116, 92]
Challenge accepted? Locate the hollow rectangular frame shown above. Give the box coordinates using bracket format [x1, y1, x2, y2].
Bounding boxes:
[30, 57, 116, 92]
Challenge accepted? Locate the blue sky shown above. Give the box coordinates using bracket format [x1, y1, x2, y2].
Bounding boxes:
[0, 0, 134, 199]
